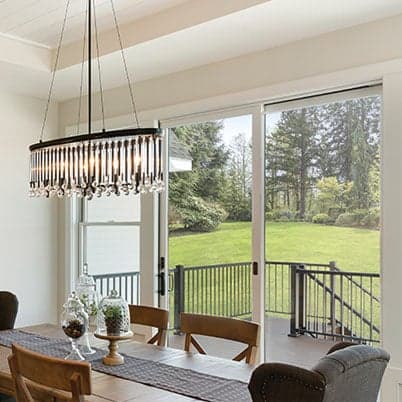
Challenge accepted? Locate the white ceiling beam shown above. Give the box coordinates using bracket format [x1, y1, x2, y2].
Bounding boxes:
[56, 0, 271, 70]
[0, 33, 51, 72]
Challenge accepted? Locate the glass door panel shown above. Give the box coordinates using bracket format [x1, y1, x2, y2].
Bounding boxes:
[166, 115, 253, 358]
[264, 89, 382, 365]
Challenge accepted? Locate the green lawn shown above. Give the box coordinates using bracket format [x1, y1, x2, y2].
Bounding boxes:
[169, 221, 380, 274]
[169, 222, 381, 340]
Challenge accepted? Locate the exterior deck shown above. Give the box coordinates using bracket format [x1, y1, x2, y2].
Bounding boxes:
[168, 315, 338, 369]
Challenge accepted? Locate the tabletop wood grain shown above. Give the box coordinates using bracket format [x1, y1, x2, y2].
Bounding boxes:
[0, 324, 254, 402]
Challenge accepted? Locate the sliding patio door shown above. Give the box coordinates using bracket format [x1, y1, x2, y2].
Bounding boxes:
[160, 110, 264, 358]
[264, 87, 382, 365]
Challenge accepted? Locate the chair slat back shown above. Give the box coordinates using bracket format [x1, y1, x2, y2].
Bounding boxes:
[180, 313, 260, 364]
[8, 344, 91, 402]
[129, 305, 169, 346]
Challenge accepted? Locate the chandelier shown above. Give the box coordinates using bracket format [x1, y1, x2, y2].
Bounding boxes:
[29, 0, 164, 199]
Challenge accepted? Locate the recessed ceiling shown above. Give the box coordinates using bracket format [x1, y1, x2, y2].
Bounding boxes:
[1, 0, 402, 101]
[0, 0, 189, 48]
[55, 0, 402, 99]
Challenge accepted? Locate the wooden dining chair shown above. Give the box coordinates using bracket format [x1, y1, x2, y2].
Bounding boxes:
[129, 305, 169, 346]
[180, 313, 260, 364]
[8, 343, 91, 402]
[0, 292, 18, 330]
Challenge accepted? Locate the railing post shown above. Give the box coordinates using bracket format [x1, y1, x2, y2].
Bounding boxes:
[288, 264, 299, 337]
[174, 264, 185, 334]
[297, 264, 305, 334]
[329, 261, 337, 338]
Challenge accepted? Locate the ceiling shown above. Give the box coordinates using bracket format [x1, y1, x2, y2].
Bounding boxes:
[1, 0, 402, 101]
[0, 0, 188, 48]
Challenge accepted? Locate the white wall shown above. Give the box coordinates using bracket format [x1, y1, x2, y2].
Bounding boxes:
[0, 91, 58, 326]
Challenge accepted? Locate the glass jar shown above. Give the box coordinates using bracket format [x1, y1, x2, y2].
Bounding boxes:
[61, 292, 88, 360]
[97, 290, 130, 336]
[75, 264, 99, 354]
[75, 264, 99, 321]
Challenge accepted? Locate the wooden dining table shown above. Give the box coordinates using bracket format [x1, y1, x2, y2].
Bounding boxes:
[0, 324, 254, 401]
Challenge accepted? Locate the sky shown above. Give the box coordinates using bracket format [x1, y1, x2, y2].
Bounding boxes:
[219, 113, 281, 146]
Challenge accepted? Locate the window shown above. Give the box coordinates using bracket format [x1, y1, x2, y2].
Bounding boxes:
[79, 195, 141, 303]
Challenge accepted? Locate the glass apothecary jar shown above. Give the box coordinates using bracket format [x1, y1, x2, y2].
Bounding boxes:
[75, 265, 99, 323]
[61, 292, 88, 360]
[75, 264, 99, 354]
[97, 290, 130, 336]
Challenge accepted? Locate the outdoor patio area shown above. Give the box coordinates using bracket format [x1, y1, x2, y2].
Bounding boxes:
[168, 316, 338, 369]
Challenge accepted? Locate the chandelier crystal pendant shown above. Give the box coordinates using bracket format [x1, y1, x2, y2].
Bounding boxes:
[29, 0, 164, 199]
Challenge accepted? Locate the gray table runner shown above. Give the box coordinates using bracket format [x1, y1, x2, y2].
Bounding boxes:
[0, 330, 251, 402]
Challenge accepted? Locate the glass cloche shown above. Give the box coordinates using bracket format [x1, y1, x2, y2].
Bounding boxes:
[97, 290, 130, 336]
[75, 264, 99, 322]
[75, 264, 99, 354]
[61, 292, 88, 360]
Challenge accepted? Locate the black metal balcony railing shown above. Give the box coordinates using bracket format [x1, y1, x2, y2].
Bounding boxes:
[170, 261, 380, 344]
[92, 261, 380, 344]
[288, 264, 380, 343]
[171, 262, 252, 331]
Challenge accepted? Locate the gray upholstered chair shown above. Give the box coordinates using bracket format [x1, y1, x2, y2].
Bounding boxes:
[0, 292, 18, 330]
[249, 342, 390, 402]
[0, 292, 18, 401]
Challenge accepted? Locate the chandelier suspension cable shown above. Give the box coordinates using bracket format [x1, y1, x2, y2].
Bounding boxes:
[93, 0, 106, 131]
[110, 0, 140, 128]
[76, 1, 89, 135]
[88, 0, 92, 137]
[40, 0, 71, 142]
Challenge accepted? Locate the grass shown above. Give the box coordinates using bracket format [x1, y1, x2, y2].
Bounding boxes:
[169, 221, 380, 274]
[169, 222, 381, 341]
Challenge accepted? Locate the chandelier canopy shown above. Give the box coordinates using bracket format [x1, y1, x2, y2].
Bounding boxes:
[29, 0, 164, 199]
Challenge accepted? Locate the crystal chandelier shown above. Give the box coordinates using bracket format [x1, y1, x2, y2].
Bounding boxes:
[29, 0, 164, 199]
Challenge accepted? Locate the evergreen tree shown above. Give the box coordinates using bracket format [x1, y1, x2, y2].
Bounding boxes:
[268, 108, 318, 219]
[224, 133, 252, 221]
[351, 124, 371, 209]
[169, 121, 229, 231]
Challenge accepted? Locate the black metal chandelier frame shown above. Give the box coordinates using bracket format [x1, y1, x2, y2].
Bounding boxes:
[29, 0, 163, 199]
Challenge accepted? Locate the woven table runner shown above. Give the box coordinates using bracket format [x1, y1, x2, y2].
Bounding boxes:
[0, 330, 251, 402]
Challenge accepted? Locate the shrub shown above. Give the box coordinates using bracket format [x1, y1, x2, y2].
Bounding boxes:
[168, 206, 181, 227]
[361, 208, 380, 229]
[312, 213, 330, 224]
[265, 211, 277, 221]
[335, 212, 359, 227]
[265, 209, 281, 221]
[177, 196, 227, 232]
[226, 199, 251, 221]
[354, 209, 369, 224]
[266, 209, 295, 222]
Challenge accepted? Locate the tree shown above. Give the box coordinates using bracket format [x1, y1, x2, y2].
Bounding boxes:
[314, 177, 352, 217]
[369, 152, 380, 207]
[351, 124, 372, 209]
[224, 133, 252, 221]
[267, 108, 318, 219]
[169, 121, 229, 231]
[318, 97, 380, 183]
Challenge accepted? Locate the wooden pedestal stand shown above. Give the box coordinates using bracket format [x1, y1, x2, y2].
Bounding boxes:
[94, 331, 133, 366]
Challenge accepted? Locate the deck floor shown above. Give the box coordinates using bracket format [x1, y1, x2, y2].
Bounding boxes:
[168, 316, 338, 368]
